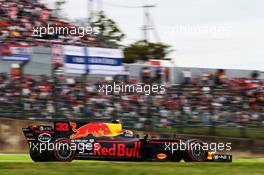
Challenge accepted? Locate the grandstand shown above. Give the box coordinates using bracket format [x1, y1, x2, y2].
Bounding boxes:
[0, 72, 263, 138]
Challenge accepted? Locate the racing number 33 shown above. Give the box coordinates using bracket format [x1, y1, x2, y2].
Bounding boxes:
[56, 123, 69, 131]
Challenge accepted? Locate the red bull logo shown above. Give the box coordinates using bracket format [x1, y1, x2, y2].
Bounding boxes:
[70, 122, 112, 139]
[94, 142, 141, 158]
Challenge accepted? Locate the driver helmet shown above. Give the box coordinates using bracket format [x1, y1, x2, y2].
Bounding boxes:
[123, 130, 133, 137]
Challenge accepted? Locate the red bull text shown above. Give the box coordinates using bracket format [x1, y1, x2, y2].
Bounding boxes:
[94, 142, 141, 158]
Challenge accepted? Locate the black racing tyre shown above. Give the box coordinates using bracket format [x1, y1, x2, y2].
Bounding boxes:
[183, 139, 208, 162]
[29, 147, 50, 162]
[53, 139, 75, 162]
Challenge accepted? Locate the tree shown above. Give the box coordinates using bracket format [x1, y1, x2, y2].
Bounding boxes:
[92, 11, 125, 47]
[123, 40, 172, 63]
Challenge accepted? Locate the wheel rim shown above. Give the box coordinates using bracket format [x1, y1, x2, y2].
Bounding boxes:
[57, 145, 72, 160]
[54, 139, 75, 161]
[190, 142, 206, 161]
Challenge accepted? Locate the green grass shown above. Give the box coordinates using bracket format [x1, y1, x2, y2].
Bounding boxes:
[0, 154, 263, 175]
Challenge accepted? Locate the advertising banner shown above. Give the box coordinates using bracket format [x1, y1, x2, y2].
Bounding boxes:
[0, 45, 32, 61]
[87, 47, 124, 75]
[63, 45, 87, 74]
[63, 46, 124, 75]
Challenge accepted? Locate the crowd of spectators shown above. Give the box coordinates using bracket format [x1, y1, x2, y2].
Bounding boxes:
[0, 71, 263, 129]
[0, 0, 101, 47]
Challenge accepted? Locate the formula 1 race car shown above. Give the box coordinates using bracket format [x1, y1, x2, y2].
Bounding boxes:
[22, 120, 232, 162]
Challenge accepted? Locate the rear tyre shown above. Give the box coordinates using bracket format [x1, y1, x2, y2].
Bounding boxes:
[53, 139, 75, 162]
[29, 147, 50, 162]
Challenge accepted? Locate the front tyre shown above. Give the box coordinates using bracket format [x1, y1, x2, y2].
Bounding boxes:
[183, 139, 207, 162]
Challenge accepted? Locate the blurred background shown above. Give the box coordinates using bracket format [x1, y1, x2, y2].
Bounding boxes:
[0, 0, 263, 155]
